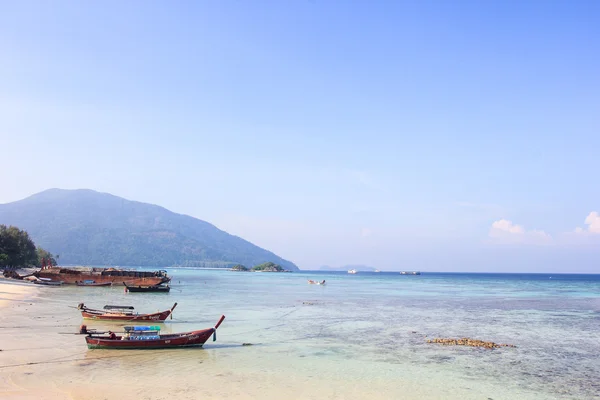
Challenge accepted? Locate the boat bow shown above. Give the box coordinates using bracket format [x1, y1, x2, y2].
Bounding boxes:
[212, 315, 226, 341]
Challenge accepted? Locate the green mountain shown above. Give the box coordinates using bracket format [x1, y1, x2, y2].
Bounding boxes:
[0, 189, 299, 271]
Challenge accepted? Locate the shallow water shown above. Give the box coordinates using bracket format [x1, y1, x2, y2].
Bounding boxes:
[1, 271, 599, 399]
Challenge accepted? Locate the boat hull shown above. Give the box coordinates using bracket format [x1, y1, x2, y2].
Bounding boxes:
[80, 309, 173, 321]
[86, 328, 215, 349]
[34, 280, 63, 286]
[76, 282, 112, 287]
[79, 303, 177, 321]
[38, 267, 170, 286]
[124, 284, 170, 293]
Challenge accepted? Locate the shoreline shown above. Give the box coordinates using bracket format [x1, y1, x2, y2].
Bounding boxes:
[0, 279, 39, 308]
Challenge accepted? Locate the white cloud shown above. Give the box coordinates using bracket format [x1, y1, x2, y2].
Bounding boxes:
[491, 219, 525, 234]
[575, 211, 600, 234]
[489, 219, 551, 245]
[586, 212, 600, 233]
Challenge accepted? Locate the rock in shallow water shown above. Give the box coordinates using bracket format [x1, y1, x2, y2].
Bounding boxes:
[426, 337, 516, 349]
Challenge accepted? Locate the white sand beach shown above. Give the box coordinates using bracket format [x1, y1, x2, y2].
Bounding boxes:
[0, 280, 38, 308]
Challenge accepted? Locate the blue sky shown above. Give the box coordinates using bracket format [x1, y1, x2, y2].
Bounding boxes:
[1, 1, 599, 272]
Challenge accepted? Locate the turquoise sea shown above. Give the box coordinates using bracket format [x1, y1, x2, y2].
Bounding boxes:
[4, 269, 600, 399]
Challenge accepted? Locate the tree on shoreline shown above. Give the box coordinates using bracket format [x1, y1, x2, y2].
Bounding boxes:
[0, 225, 37, 267]
[36, 247, 58, 267]
[0, 225, 57, 268]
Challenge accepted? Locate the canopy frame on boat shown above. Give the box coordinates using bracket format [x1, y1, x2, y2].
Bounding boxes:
[103, 305, 135, 310]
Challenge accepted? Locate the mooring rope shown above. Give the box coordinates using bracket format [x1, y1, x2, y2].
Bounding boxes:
[0, 324, 75, 329]
[0, 351, 142, 369]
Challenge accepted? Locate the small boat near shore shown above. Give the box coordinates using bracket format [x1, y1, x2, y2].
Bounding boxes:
[124, 282, 170, 293]
[77, 302, 178, 321]
[34, 278, 63, 286]
[83, 315, 225, 349]
[76, 280, 112, 287]
[307, 279, 326, 285]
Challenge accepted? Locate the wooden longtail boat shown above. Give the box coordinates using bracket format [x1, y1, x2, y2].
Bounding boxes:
[76, 280, 112, 287]
[124, 282, 170, 293]
[84, 315, 226, 349]
[34, 279, 63, 286]
[77, 302, 178, 321]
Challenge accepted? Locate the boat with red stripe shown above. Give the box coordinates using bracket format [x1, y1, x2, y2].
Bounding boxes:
[77, 303, 178, 321]
[83, 315, 226, 349]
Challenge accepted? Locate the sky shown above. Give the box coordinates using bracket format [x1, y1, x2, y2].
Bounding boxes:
[1, 1, 599, 272]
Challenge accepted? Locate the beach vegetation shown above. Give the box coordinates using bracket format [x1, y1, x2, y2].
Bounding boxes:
[0, 225, 38, 267]
[0, 225, 58, 268]
[231, 264, 249, 271]
[36, 247, 58, 267]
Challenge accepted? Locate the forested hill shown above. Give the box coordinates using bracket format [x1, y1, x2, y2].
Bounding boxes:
[0, 189, 299, 271]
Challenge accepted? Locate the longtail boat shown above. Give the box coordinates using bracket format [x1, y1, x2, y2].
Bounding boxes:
[34, 278, 63, 286]
[124, 282, 170, 293]
[36, 259, 170, 286]
[84, 315, 225, 349]
[77, 302, 178, 321]
[76, 280, 112, 287]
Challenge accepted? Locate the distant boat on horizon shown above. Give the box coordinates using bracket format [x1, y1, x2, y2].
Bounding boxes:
[374, 269, 381, 273]
[400, 271, 421, 275]
[348, 269, 357, 274]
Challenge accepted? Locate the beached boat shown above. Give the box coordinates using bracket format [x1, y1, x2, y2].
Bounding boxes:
[84, 315, 225, 349]
[33, 278, 63, 286]
[124, 282, 170, 293]
[36, 264, 170, 286]
[76, 280, 112, 287]
[77, 302, 178, 321]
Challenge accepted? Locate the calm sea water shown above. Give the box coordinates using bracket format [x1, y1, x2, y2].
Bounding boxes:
[17, 269, 600, 399]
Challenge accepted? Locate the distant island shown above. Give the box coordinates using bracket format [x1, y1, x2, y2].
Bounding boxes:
[0, 189, 299, 271]
[232, 262, 288, 272]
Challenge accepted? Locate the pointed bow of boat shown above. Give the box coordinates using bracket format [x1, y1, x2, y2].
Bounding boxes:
[214, 315, 226, 330]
